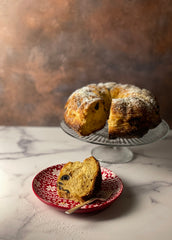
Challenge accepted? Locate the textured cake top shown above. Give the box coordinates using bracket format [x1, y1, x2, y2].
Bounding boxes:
[67, 82, 157, 112]
[111, 97, 148, 115]
[67, 86, 101, 108]
[66, 82, 158, 118]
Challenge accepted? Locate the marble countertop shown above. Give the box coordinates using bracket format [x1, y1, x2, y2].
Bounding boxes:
[0, 126, 172, 240]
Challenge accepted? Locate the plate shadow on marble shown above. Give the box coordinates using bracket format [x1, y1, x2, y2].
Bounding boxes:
[67, 180, 136, 221]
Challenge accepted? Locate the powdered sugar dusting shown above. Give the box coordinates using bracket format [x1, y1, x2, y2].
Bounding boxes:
[98, 82, 117, 90]
[112, 84, 156, 110]
[69, 86, 101, 107]
[112, 96, 144, 107]
[68, 82, 158, 112]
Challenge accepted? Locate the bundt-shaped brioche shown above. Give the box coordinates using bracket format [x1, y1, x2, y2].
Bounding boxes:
[64, 82, 161, 138]
[57, 156, 102, 203]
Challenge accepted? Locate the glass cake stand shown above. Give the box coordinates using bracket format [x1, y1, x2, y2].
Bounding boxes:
[60, 120, 169, 164]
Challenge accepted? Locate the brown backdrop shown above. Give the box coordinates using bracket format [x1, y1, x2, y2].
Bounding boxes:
[0, 0, 172, 127]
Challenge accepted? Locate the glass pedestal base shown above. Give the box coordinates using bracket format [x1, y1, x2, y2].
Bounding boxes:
[60, 120, 169, 164]
[91, 146, 133, 163]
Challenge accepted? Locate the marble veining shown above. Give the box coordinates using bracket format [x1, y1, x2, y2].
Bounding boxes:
[0, 126, 172, 240]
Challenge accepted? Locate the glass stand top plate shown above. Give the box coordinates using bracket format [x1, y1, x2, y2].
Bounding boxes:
[60, 120, 169, 147]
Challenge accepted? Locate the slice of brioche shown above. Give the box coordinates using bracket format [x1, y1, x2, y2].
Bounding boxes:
[57, 156, 102, 203]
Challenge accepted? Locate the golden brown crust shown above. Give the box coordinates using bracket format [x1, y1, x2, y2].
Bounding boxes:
[64, 86, 109, 136]
[64, 82, 161, 138]
[108, 85, 161, 138]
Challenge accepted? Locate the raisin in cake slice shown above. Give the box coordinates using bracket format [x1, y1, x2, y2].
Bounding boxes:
[57, 156, 102, 203]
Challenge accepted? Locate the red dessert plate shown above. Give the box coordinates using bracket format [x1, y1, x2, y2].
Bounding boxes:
[32, 164, 123, 213]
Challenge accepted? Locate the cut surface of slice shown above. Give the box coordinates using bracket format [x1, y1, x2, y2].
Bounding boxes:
[57, 156, 102, 203]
